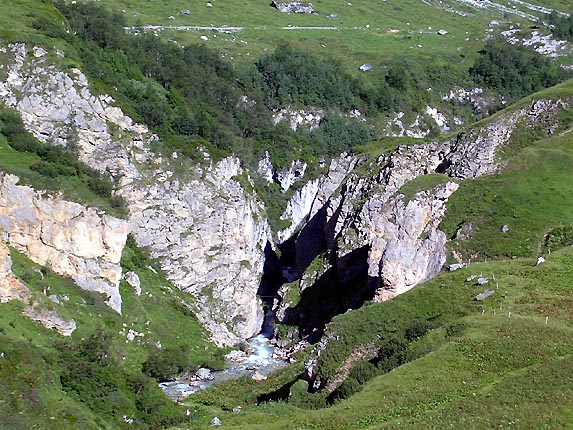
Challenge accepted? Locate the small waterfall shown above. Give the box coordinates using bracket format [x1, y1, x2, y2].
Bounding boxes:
[249, 334, 272, 361]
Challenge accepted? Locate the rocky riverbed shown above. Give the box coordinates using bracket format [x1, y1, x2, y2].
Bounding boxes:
[159, 335, 288, 400]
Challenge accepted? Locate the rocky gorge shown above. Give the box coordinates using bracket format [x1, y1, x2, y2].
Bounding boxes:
[0, 40, 569, 366]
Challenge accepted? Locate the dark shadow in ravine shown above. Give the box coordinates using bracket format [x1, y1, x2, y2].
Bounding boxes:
[256, 378, 301, 404]
[282, 244, 374, 340]
[257, 237, 300, 336]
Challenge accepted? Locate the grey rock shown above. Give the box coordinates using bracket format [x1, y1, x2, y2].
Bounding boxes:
[0, 43, 270, 346]
[23, 306, 76, 336]
[477, 277, 489, 285]
[271, 1, 315, 14]
[209, 417, 221, 426]
[0, 174, 127, 313]
[501, 224, 510, 233]
[475, 290, 494, 301]
[455, 223, 473, 240]
[0, 242, 30, 303]
[196, 368, 214, 381]
[272, 107, 324, 132]
[124, 271, 141, 296]
[249, 370, 267, 381]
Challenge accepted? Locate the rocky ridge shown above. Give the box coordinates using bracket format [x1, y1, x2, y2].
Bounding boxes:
[0, 42, 568, 351]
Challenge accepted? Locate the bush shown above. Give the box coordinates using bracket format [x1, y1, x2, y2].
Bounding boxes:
[348, 361, 379, 385]
[548, 11, 573, 41]
[445, 321, 468, 338]
[329, 378, 361, 403]
[30, 161, 76, 178]
[87, 175, 113, 197]
[405, 318, 432, 341]
[256, 44, 358, 111]
[544, 224, 573, 251]
[143, 346, 192, 381]
[288, 380, 328, 409]
[311, 113, 370, 155]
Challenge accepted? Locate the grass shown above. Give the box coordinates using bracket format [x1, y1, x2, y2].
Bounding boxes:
[185, 249, 573, 429]
[0, 244, 225, 429]
[75, 0, 551, 87]
[399, 172, 454, 202]
[90, 0, 571, 106]
[440, 128, 573, 259]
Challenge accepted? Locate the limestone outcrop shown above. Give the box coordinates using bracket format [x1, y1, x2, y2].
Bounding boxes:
[291, 96, 569, 392]
[23, 306, 77, 336]
[126, 156, 270, 345]
[0, 174, 128, 312]
[362, 182, 459, 300]
[277, 153, 356, 243]
[284, 97, 568, 309]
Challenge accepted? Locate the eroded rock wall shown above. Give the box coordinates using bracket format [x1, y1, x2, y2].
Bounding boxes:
[0, 174, 128, 312]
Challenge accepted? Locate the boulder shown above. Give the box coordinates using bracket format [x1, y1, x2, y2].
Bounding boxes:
[196, 368, 214, 381]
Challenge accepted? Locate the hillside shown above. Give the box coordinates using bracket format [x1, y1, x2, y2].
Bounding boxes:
[1, 0, 573, 429]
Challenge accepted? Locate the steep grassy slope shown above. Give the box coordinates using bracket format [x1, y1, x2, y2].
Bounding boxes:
[181, 250, 573, 429]
[0, 243, 225, 429]
[441, 83, 573, 259]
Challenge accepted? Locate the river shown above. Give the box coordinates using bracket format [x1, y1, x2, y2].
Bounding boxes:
[159, 334, 287, 400]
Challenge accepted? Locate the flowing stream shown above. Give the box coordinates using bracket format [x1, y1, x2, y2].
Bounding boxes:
[159, 335, 287, 400]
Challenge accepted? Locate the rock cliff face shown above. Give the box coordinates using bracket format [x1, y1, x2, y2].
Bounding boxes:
[275, 97, 567, 321]
[277, 153, 357, 243]
[0, 241, 29, 303]
[0, 174, 128, 312]
[0, 43, 270, 345]
[126, 156, 270, 345]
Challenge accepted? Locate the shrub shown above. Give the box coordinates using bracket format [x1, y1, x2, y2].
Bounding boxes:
[329, 378, 361, 403]
[143, 346, 192, 381]
[288, 380, 328, 409]
[445, 321, 468, 338]
[544, 224, 573, 251]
